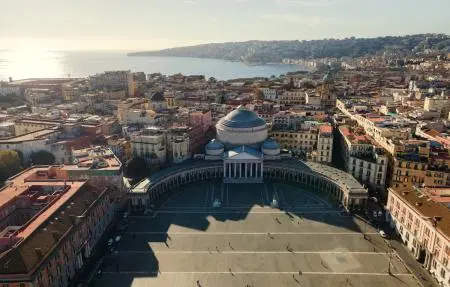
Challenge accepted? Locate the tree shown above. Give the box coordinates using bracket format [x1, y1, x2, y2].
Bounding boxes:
[0, 150, 22, 183]
[124, 157, 148, 179]
[30, 150, 55, 165]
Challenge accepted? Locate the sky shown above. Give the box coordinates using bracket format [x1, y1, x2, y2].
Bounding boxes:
[0, 0, 449, 51]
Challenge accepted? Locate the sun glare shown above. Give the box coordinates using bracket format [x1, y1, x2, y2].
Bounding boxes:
[1, 49, 65, 80]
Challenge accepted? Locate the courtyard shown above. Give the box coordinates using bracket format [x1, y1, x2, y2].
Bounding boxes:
[94, 180, 419, 286]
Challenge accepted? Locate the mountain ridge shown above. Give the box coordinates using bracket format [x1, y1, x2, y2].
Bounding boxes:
[128, 34, 450, 64]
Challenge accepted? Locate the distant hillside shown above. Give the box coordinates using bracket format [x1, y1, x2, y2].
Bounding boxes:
[129, 34, 450, 64]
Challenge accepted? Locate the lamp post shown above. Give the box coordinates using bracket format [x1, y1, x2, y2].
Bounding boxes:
[387, 252, 392, 275]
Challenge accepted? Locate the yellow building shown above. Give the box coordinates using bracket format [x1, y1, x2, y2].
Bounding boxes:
[391, 140, 450, 188]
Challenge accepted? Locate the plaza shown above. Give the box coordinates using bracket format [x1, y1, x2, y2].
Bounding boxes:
[96, 180, 419, 287]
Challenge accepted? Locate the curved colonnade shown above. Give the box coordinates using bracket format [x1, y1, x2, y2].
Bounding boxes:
[129, 160, 368, 211]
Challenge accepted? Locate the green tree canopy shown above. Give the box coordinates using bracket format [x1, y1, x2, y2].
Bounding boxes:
[30, 150, 56, 165]
[124, 157, 148, 180]
[0, 150, 22, 183]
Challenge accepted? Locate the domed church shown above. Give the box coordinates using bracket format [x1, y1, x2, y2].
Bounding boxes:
[206, 106, 283, 183]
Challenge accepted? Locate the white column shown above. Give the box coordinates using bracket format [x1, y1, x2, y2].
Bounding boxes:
[228, 163, 231, 179]
[234, 163, 237, 177]
[239, 162, 242, 178]
[223, 162, 226, 178]
[260, 162, 263, 178]
[245, 163, 248, 178]
[250, 162, 253, 177]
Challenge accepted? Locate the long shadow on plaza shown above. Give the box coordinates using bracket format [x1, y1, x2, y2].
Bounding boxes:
[97, 180, 374, 287]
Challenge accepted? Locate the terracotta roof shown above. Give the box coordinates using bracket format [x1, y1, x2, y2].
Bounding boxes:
[390, 186, 450, 240]
[319, 125, 332, 134]
[0, 183, 104, 275]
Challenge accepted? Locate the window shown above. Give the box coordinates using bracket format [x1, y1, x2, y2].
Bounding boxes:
[440, 268, 446, 278]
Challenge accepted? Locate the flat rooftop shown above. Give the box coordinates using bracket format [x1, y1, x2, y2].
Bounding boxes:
[0, 128, 59, 143]
[64, 147, 122, 171]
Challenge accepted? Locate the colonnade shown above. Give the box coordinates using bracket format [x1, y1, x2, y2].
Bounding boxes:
[223, 160, 263, 183]
[128, 162, 367, 211]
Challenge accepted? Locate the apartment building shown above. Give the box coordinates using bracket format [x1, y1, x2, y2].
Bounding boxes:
[259, 88, 278, 101]
[270, 122, 333, 163]
[278, 90, 305, 106]
[392, 140, 450, 188]
[130, 127, 166, 165]
[88, 71, 134, 97]
[338, 125, 388, 191]
[317, 125, 333, 163]
[117, 98, 147, 124]
[166, 127, 191, 164]
[0, 166, 116, 287]
[424, 93, 450, 119]
[386, 186, 450, 286]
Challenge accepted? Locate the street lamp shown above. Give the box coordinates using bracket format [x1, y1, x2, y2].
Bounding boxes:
[387, 252, 392, 275]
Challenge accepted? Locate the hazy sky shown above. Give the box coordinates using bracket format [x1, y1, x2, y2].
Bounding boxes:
[1, 0, 449, 51]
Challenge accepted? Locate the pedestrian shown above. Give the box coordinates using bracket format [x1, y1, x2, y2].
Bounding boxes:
[196, 279, 201, 287]
[298, 270, 302, 275]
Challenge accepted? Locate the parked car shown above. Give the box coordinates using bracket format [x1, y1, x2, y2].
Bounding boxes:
[107, 238, 113, 246]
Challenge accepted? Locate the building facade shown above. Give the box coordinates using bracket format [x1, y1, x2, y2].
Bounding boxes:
[386, 186, 450, 286]
[0, 166, 117, 287]
[338, 125, 388, 191]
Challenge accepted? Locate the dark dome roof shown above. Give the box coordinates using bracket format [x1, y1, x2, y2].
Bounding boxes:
[220, 106, 266, 129]
[262, 139, 280, 150]
[206, 139, 224, 150]
[150, 92, 165, 102]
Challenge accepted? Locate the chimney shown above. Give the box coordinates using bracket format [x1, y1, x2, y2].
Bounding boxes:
[52, 231, 60, 241]
[35, 248, 43, 259]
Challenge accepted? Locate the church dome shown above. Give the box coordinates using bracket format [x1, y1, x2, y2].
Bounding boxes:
[205, 139, 224, 156]
[216, 106, 268, 148]
[262, 139, 280, 150]
[220, 106, 266, 129]
[262, 139, 280, 156]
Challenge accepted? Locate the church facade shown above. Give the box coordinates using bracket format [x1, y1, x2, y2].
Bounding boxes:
[129, 106, 368, 211]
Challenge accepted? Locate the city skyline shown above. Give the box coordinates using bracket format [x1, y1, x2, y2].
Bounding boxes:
[1, 0, 449, 51]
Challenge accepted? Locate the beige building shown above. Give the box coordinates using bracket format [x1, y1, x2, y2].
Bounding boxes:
[386, 186, 450, 286]
[278, 90, 305, 106]
[117, 98, 147, 124]
[424, 93, 450, 119]
[270, 123, 333, 164]
[166, 127, 191, 163]
[338, 125, 388, 191]
[392, 140, 450, 188]
[131, 127, 166, 164]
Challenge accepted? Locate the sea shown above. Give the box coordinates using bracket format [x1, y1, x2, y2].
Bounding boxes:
[0, 50, 307, 81]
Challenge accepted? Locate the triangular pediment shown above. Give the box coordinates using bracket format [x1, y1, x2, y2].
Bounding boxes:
[225, 146, 262, 160]
[227, 151, 261, 160]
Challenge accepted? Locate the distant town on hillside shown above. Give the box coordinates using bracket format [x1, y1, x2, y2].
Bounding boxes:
[129, 34, 450, 64]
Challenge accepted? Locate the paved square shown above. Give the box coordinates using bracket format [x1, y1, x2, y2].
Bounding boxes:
[94, 180, 419, 286]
